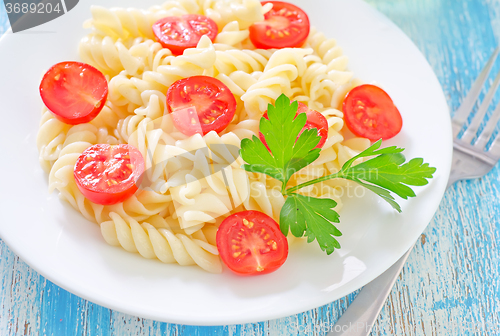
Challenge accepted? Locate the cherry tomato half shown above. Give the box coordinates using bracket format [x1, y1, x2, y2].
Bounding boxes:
[74, 144, 145, 205]
[259, 102, 328, 151]
[166, 76, 236, 136]
[153, 14, 218, 55]
[40, 61, 108, 125]
[216, 211, 288, 275]
[249, 1, 310, 49]
[342, 84, 403, 140]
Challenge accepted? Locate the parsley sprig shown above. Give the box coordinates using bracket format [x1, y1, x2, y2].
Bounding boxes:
[240, 94, 436, 254]
[241, 98, 321, 193]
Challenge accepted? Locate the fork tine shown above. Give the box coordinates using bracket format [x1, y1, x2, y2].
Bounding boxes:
[487, 132, 500, 159]
[452, 46, 500, 137]
[461, 68, 500, 143]
[474, 102, 500, 149]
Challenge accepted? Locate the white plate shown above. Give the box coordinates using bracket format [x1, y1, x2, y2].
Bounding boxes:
[0, 0, 452, 325]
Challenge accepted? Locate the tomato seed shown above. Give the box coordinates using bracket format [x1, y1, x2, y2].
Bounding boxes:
[243, 219, 254, 229]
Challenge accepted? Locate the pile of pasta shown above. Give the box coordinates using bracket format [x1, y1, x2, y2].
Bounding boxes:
[36, 0, 370, 273]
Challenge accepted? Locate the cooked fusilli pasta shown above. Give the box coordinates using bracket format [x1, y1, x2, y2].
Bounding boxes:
[37, 0, 371, 273]
[101, 213, 222, 273]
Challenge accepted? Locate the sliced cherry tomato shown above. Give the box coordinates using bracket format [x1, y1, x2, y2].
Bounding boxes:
[74, 144, 145, 205]
[40, 61, 108, 125]
[153, 14, 218, 55]
[249, 1, 310, 49]
[216, 211, 288, 275]
[342, 84, 403, 140]
[166, 75, 236, 135]
[259, 102, 328, 151]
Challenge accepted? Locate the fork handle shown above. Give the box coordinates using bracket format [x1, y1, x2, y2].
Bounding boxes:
[326, 243, 415, 336]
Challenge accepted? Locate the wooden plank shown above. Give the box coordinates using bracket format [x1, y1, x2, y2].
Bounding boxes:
[365, 0, 500, 335]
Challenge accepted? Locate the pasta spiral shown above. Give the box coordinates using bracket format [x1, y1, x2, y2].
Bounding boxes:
[79, 35, 172, 77]
[108, 35, 216, 112]
[214, 21, 249, 48]
[214, 47, 270, 76]
[37, 110, 71, 172]
[195, 0, 272, 30]
[85, 5, 189, 40]
[122, 116, 250, 234]
[241, 47, 313, 117]
[101, 213, 222, 273]
[242, 173, 284, 223]
[305, 27, 352, 84]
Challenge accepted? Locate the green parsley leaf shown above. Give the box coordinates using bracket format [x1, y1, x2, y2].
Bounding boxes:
[239, 135, 285, 182]
[338, 140, 437, 212]
[240, 94, 321, 188]
[280, 193, 341, 255]
[341, 139, 404, 169]
[239, 95, 436, 256]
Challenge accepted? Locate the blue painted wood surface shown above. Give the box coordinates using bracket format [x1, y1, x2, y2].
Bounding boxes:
[1, 0, 500, 335]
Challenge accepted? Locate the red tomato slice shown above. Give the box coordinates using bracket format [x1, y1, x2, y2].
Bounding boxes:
[259, 102, 328, 150]
[166, 76, 236, 136]
[249, 1, 310, 49]
[216, 211, 288, 275]
[74, 144, 145, 205]
[40, 61, 108, 125]
[342, 84, 403, 140]
[153, 15, 218, 55]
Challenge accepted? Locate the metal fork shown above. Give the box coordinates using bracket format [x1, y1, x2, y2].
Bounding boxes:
[328, 46, 500, 336]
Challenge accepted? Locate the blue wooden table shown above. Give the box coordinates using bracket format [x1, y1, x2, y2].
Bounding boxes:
[1, 0, 500, 335]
